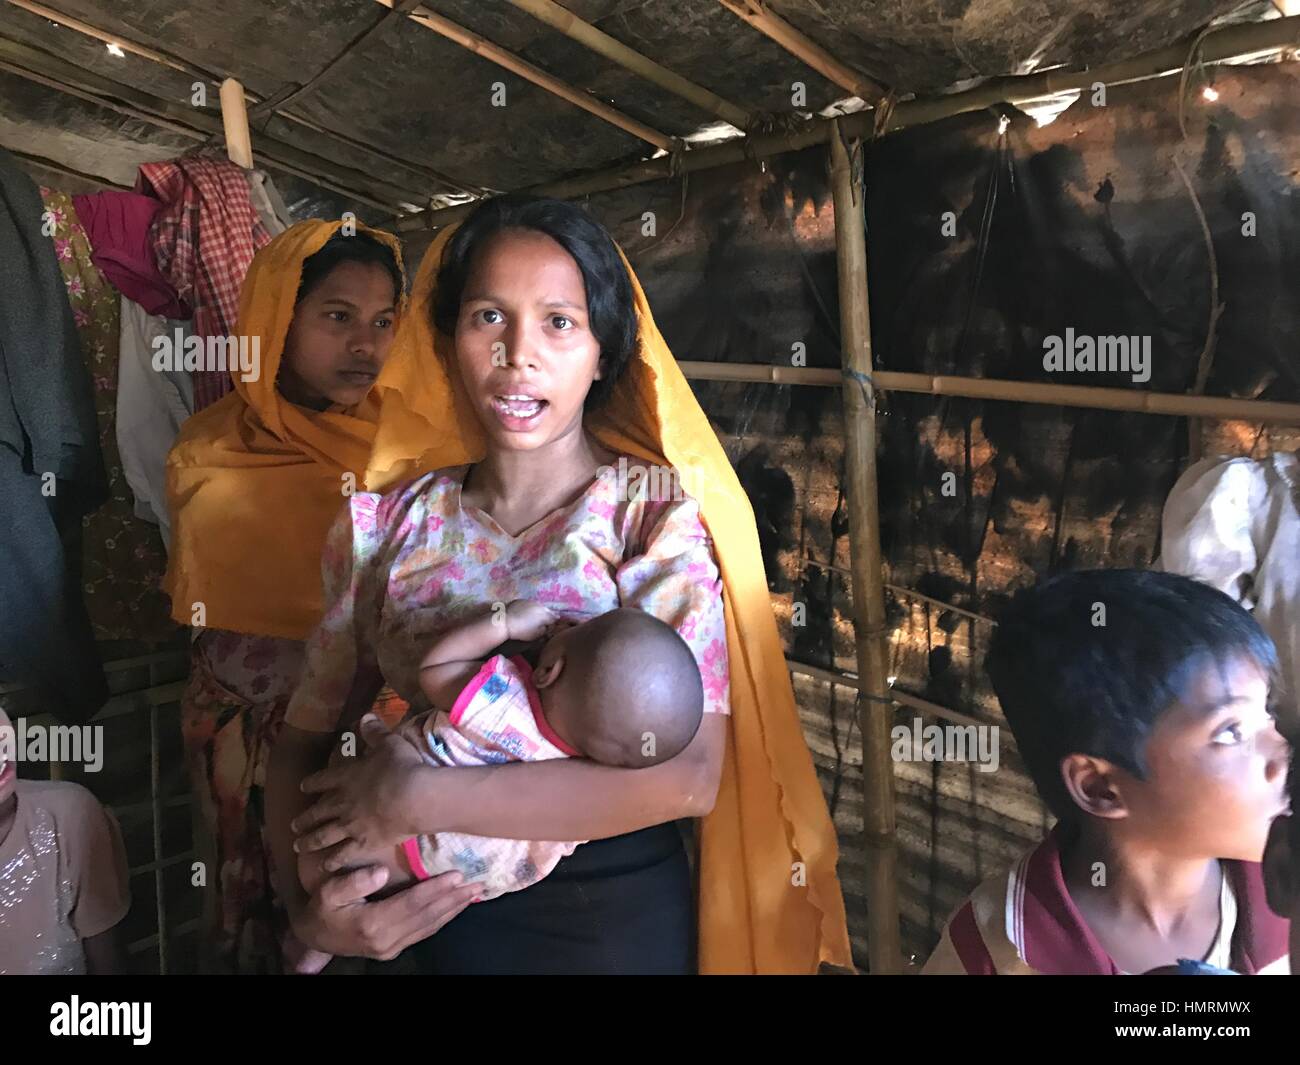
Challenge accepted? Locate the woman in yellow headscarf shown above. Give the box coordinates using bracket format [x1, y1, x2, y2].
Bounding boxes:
[164, 219, 405, 973]
[270, 196, 852, 974]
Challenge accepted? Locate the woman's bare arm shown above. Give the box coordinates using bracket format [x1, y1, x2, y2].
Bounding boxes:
[266, 725, 337, 918]
[297, 713, 726, 861]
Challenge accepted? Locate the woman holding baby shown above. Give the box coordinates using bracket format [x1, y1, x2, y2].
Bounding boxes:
[246, 195, 846, 974]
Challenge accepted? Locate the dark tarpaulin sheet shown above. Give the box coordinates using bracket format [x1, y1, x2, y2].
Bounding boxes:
[586, 61, 1300, 964]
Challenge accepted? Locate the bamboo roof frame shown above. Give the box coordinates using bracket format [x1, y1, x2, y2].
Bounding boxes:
[0, 34, 420, 211]
[3, 0, 483, 202]
[374, 0, 677, 152]
[716, 0, 889, 103]
[503, 0, 754, 131]
[400, 12, 1300, 232]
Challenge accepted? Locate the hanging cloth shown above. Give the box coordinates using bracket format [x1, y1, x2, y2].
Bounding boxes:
[42, 189, 172, 643]
[70, 190, 190, 318]
[137, 156, 271, 410]
[0, 149, 108, 721]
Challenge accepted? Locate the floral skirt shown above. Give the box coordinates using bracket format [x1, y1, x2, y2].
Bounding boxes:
[180, 649, 291, 974]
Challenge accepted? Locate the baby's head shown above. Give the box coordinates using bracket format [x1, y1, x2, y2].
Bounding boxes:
[532, 608, 703, 768]
[987, 569, 1288, 861]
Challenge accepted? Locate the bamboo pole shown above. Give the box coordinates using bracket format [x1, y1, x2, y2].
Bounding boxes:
[505, 0, 752, 130]
[219, 77, 253, 169]
[375, 0, 676, 152]
[717, 0, 888, 102]
[150, 703, 168, 975]
[829, 119, 901, 975]
[4, 0, 480, 198]
[674, 361, 1300, 425]
[402, 14, 1300, 231]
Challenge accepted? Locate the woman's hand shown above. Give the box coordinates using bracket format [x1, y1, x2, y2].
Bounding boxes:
[289, 865, 478, 962]
[293, 714, 426, 856]
[505, 599, 558, 642]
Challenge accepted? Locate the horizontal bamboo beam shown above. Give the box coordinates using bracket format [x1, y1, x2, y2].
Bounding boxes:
[884, 584, 996, 627]
[4, 145, 129, 188]
[799, 558, 1000, 627]
[0, 34, 412, 211]
[126, 919, 201, 958]
[506, 0, 752, 130]
[401, 13, 1300, 230]
[4, 0, 479, 199]
[716, 0, 888, 102]
[787, 659, 991, 731]
[376, 0, 676, 151]
[879, 13, 1300, 133]
[675, 361, 1300, 425]
[397, 103, 829, 230]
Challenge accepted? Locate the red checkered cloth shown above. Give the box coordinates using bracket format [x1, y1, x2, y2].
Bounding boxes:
[137, 157, 271, 410]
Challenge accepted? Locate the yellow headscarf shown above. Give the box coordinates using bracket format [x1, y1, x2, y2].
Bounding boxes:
[165, 219, 406, 640]
[367, 224, 853, 975]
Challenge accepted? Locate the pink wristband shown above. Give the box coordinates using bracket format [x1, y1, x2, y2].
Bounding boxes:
[402, 838, 432, 881]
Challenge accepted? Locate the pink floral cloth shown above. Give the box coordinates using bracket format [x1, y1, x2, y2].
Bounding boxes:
[402, 653, 581, 900]
[285, 461, 730, 735]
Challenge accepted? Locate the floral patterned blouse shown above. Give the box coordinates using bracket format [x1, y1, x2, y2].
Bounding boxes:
[285, 461, 729, 735]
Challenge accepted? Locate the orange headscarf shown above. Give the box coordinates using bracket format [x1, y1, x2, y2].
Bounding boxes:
[367, 224, 853, 975]
[164, 219, 406, 640]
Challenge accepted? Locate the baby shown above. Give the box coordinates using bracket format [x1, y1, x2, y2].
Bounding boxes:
[297, 600, 703, 913]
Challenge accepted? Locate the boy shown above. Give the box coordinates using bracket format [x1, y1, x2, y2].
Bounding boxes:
[0, 706, 130, 974]
[923, 570, 1290, 975]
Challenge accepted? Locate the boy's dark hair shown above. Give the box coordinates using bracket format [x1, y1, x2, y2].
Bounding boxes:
[297, 229, 403, 306]
[432, 195, 638, 411]
[986, 569, 1278, 822]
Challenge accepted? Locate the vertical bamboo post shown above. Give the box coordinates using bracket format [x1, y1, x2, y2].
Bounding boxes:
[150, 703, 168, 974]
[829, 118, 902, 974]
[219, 77, 253, 169]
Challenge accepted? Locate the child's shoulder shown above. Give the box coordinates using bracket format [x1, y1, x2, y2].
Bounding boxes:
[16, 780, 111, 833]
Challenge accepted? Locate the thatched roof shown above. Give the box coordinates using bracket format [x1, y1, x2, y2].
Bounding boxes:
[0, 0, 1275, 218]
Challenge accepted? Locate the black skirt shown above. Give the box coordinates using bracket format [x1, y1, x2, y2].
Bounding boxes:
[408, 822, 694, 975]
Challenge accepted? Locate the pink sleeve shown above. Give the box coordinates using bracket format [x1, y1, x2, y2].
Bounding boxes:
[284, 493, 385, 733]
[615, 496, 730, 715]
